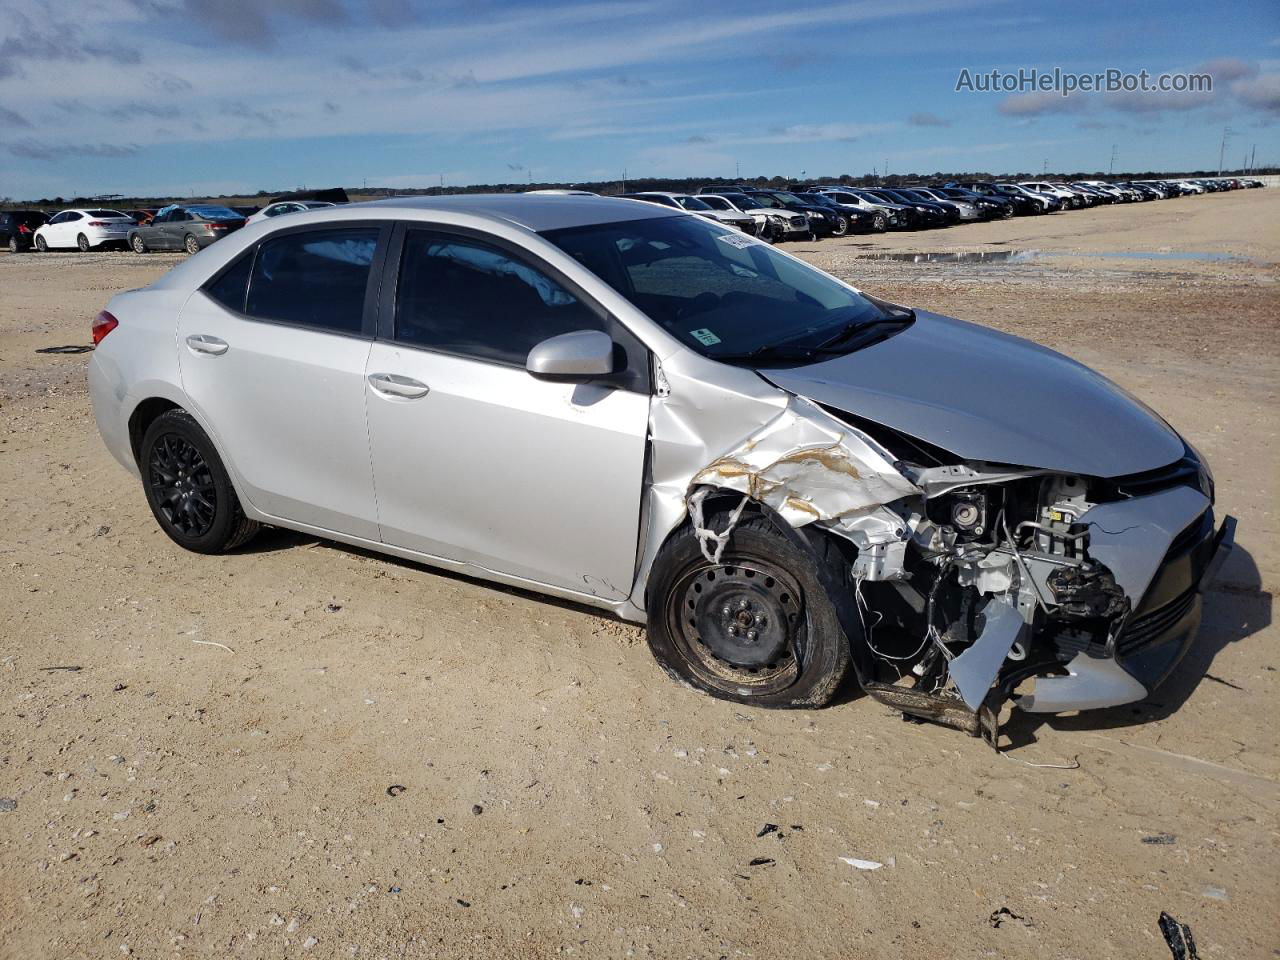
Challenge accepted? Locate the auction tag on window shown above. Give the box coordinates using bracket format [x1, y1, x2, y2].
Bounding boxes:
[689, 328, 721, 346]
[716, 232, 761, 249]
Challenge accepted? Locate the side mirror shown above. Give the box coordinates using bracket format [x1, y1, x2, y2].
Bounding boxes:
[526, 329, 617, 383]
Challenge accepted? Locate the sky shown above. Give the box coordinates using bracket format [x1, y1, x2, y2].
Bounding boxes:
[0, 0, 1277, 200]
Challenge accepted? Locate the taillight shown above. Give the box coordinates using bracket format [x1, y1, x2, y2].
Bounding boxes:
[87, 220, 109, 227]
[92, 310, 119, 345]
[19, 223, 31, 234]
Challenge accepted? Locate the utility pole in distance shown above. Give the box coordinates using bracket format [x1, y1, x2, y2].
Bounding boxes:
[1218, 126, 1232, 177]
[1109, 144, 1117, 176]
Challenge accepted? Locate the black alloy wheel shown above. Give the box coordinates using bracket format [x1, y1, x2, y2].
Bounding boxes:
[140, 409, 259, 553]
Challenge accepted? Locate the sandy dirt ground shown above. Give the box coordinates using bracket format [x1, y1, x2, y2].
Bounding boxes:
[1, 189, 1277, 959]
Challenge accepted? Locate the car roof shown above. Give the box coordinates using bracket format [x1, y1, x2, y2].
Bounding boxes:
[345, 193, 676, 232]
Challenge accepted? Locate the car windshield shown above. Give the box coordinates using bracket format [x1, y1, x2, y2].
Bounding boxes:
[86, 209, 129, 218]
[698, 196, 731, 210]
[544, 215, 885, 365]
[187, 205, 243, 220]
[799, 193, 835, 206]
[769, 192, 804, 204]
[674, 196, 713, 211]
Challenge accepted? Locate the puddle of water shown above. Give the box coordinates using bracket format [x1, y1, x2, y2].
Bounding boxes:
[857, 249, 1247, 264]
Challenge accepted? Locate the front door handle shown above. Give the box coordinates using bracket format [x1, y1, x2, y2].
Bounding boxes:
[367, 373, 430, 399]
[186, 334, 228, 356]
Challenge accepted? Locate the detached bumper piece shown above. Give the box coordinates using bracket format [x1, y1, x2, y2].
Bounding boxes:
[1018, 500, 1235, 714]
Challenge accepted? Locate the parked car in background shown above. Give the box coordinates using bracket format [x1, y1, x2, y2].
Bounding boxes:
[33, 208, 135, 251]
[952, 182, 1042, 216]
[129, 204, 247, 254]
[994, 183, 1058, 212]
[793, 192, 881, 234]
[700, 193, 811, 242]
[1, 209, 49, 252]
[88, 193, 1233, 731]
[806, 187, 919, 230]
[245, 200, 336, 225]
[743, 190, 843, 238]
[930, 187, 1013, 219]
[621, 193, 756, 234]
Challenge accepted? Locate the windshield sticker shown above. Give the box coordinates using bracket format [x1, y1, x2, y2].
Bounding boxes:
[689, 328, 721, 346]
[716, 232, 761, 250]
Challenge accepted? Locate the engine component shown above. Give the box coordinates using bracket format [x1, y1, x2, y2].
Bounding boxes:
[1046, 564, 1128, 620]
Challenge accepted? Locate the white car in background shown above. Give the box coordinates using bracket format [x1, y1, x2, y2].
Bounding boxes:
[621, 192, 756, 234]
[33, 208, 135, 251]
[1020, 181, 1080, 208]
[245, 200, 336, 225]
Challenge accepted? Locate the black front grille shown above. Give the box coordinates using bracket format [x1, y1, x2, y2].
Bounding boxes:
[1110, 455, 1201, 499]
[1116, 587, 1197, 656]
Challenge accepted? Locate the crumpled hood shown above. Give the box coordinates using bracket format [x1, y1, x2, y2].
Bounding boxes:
[760, 311, 1184, 478]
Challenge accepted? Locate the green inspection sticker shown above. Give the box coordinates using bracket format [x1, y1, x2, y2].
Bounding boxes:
[689, 328, 721, 346]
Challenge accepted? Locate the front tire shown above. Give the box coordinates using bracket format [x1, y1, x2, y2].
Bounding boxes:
[131, 234, 147, 254]
[140, 410, 259, 554]
[184, 234, 200, 255]
[35, 234, 47, 252]
[830, 215, 848, 237]
[647, 514, 853, 708]
[77, 233, 90, 252]
[873, 213, 888, 232]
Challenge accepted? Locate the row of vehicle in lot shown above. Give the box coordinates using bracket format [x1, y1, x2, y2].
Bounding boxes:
[0, 199, 336, 253]
[0, 177, 1263, 254]
[624, 176, 1265, 241]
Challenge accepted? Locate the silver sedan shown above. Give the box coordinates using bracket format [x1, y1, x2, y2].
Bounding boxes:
[89, 195, 1233, 742]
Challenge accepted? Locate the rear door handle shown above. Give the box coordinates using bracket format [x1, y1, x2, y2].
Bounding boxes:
[186, 334, 228, 356]
[367, 373, 430, 400]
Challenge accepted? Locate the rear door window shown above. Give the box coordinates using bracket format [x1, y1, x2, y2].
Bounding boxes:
[244, 227, 380, 334]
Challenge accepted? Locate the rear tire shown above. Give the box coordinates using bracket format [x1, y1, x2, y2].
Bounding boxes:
[140, 409, 259, 554]
[8, 236, 18, 253]
[184, 234, 200, 255]
[77, 233, 90, 252]
[646, 513, 853, 708]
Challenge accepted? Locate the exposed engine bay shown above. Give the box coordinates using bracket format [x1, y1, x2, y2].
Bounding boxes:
[683, 396, 1223, 744]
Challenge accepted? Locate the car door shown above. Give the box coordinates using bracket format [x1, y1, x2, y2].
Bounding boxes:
[176, 222, 391, 540]
[363, 225, 650, 599]
[50, 212, 80, 247]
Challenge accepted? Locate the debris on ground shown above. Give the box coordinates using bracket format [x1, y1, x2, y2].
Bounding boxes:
[472, 804, 483, 815]
[1158, 912, 1200, 960]
[756, 823, 779, 838]
[1200, 885, 1229, 901]
[0, 798, 16, 812]
[39, 665, 82, 672]
[385, 784, 406, 797]
[988, 906, 1032, 928]
[839, 857, 883, 871]
[1142, 833, 1177, 845]
[748, 857, 775, 867]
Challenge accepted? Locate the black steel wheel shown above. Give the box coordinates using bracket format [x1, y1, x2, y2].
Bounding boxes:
[647, 513, 854, 708]
[184, 234, 200, 255]
[140, 409, 259, 553]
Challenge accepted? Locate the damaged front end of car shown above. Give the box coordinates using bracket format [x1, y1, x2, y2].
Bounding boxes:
[674, 395, 1235, 745]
